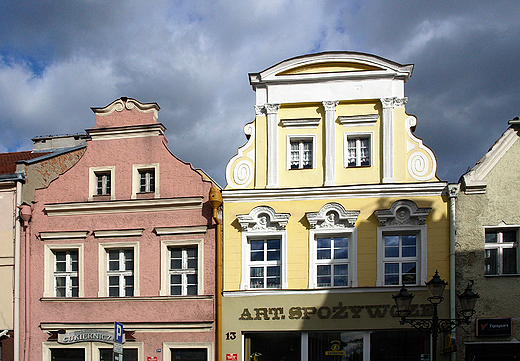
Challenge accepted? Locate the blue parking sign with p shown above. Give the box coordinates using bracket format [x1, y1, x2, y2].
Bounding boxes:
[114, 322, 124, 344]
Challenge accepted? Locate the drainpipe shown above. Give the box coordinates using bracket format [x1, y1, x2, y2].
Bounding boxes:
[209, 187, 223, 361]
[447, 184, 460, 361]
[18, 204, 32, 361]
[14, 182, 22, 361]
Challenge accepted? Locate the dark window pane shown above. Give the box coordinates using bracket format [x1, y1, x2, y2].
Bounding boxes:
[503, 247, 517, 274]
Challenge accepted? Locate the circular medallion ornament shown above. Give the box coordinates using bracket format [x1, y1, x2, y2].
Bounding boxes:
[233, 160, 253, 186]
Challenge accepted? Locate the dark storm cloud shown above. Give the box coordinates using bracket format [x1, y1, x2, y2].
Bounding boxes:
[0, 0, 518, 186]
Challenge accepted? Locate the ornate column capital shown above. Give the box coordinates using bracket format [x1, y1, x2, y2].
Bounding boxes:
[265, 103, 281, 114]
[254, 105, 265, 115]
[381, 97, 395, 109]
[322, 100, 339, 112]
[394, 97, 408, 108]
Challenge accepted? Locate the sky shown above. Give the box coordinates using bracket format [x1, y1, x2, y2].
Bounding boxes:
[0, 0, 518, 187]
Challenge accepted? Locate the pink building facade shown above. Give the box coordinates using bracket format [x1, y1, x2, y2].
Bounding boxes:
[19, 98, 219, 361]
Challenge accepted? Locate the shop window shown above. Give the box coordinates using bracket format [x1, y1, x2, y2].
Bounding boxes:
[485, 228, 518, 275]
[308, 331, 364, 361]
[345, 134, 372, 167]
[375, 200, 431, 286]
[244, 332, 301, 361]
[306, 203, 360, 288]
[287, 135, 316, 170]
[237, 206, 290, 290]
[370, 330, 428, 361]
[50, 348, 85, 361]
[107, 249, 134, 297]
[169, 246, 198, 296]
[170, 349, 208, 361]
[99, 348, 138, 361]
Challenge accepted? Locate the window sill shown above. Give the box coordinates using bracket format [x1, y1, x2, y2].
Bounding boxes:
[484, 273, 520, 277]
[41, 295, 214, 302]
[136, 192, 155, 199]
[92, 195, 111, 201]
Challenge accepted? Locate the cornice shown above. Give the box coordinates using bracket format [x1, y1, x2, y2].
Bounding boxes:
[280, 118, 321, 128]
[86, 123, 166, 141]
[40, 295, 213, 303]
[154, 225, 208, 236]
[39, 231, 89, 241]
[339, 114, 379, 127]
[93, 229, 144, 238]
[91, 97, 160, 121]
[44, 197, 203, 216]
[223, 182, 448, 203]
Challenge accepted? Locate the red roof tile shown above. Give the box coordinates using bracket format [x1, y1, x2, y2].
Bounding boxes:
[0, 151, 49, 175]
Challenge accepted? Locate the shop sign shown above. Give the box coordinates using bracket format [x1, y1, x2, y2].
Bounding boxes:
[226, 354, 238, 360]
[147, 357, 158, 361]
[442, 333, 456, 354]
[238, 302, 433, 321]
[476, 318, 512, 337]
[58, 329, 113, 344]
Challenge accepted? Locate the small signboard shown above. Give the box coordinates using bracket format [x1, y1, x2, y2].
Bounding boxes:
[226, 354, 238, 360]
[476, 318, 512, 337]
[114, 322, 124, 361]
[147, 357, 158, 361]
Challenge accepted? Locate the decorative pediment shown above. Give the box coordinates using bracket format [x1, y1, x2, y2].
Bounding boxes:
[305, 203, 360, 229]
[375, 200, 431, 226]
[237, 206, 290, 231]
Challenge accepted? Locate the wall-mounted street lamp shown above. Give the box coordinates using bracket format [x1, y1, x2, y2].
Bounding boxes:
[392, 271, 479, 361]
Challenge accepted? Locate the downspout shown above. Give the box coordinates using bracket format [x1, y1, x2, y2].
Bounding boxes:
[447, 184, 460, 361]
[19, 204, 32, 361]
[209, 187, 223, 361]
[14, 181, 22, 361]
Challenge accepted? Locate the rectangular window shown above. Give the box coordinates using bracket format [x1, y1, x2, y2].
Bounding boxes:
[347, 136, 370, 167]
[383, 234, 417, 285]
[315, 236, 349, 287]
[249, 238, 281, 289]
[96, 172, 111, 195]
[107, 249, 134, 297]
[485, 229, 518, 275]
[290, 139, 313, 169]
[169, 246, 198, 296]
[99, 348, 138, 361]
[139, 169, 155, 193]
[54, 250, 79, 297]
[170, 348, 207, 361]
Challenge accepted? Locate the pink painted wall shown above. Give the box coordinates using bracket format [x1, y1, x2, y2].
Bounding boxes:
[21, 98, 218, 360]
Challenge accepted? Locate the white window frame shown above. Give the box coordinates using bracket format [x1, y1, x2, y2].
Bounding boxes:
[286, 135, 317, 170]
[309, 228, 358, 288]
[168, 246, 199, 296]
[375, 200, 431, 287]
[53, 249, 79, 297]
[484, 226, 519, 276]
[43, 244, 84, 298]
[377, 226, 427, 286]
[344, 132, 373, 168]
[162, 342, 213, 361]
[89, 166, 115, 201]
[98, 242, 140, 297]
[381, 232, 420, 286]
[106, 249, 135, 297]
[132, 163, 160, 199]
[245, 236, 283, 290]
[238, 207, 290, 290]
[160, 239, 204, 296]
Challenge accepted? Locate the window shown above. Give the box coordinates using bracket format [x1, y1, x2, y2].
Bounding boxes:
[107, 249, 134, 297]
[162, 343, 213, 361]
[375, 200, 431, 287]
[248, 238, 281, 289]
[132, 163, 159, 199]
[315, 236, 349, 287]
[383, 234, 418, 285]
[169, 246, 198, 296]
[485, 229, 518, 275]
[237, 206, 289, 290]
[286, 135, 316, 170]
[346, 134, 371, 167]
[96, 171, 111, 195]
[54, 250, 79, 297]
[139, 169, 155, 193]
[89, 166, 115, 201]
[290, 139, 313, 169]
[160, 239, 204, 296]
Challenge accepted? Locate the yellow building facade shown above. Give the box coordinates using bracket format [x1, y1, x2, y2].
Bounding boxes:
[222, 52, 451, 361]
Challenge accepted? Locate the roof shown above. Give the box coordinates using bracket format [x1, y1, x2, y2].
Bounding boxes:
[0, 151, 49, 175]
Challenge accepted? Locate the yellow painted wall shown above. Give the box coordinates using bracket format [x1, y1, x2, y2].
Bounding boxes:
[223, 195, 449, 291]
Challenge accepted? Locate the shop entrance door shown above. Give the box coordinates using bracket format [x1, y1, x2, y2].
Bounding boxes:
[50, 348, 85, 361]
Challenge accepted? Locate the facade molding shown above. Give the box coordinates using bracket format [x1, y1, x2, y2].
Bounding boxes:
[339, 114, 379, 127]
[223, 182, 448, 203]
[225, 123, 255, 189]
[237, 206, 290, 232]
[44, 197, 203, 216]
[91, 97, 160, 121]
[92, 229, 144, 238]
[280, 118, 321, 128]
[305, 202, 360, 229]
[266, 103, 281, 188]
[39, 231, 89, 241]
[374, 199, 432, 227]
[323, 100, 339, 186]
[154, 226, 208, 236]
[86, 123, 166, 141]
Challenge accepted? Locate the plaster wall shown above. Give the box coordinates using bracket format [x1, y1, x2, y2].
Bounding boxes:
[0, 184, 16, 330]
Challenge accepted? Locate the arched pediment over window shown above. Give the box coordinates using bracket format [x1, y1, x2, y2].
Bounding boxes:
[305, 203, 360, 229]
[237, 206, 290, 232]
[374, 200, 431, 227]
